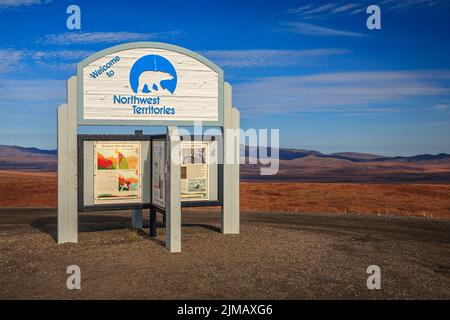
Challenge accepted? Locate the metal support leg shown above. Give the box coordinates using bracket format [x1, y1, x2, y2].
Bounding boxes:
[132, 208, 143, 230]
[150, 207, 157, 237]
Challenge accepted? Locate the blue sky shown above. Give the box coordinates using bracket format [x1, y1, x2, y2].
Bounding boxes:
[0, 0, 449, 155]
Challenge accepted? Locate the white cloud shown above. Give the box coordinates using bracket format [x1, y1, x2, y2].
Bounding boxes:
[0, 0, 50, 7]
[288, 1, 449, 18]
[30, 50, 93, 60]
[287, 4, 314, 14]
[300, 3, 339, 16]
[30, 50, 93, 71]
[37, 31, 182, 45]
[0, 48, 93, 73]
[380, 0, 449, 10]
[434, 103, 449, 110]
[332, 3, 359, 13]
[201, 48, 350, 68]
[350, 7, 367, 15]
[0, 49, 24, 72]
[280, 22, 365, 37]
[234, 70, 450, 115]
[289, 2, 360, 18]
[0, 78, 65, 102]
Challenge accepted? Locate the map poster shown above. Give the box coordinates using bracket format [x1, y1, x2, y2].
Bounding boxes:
[94, 142, 142, 204]
[180, 141, 209, 201]
[152, 140, 165, 208]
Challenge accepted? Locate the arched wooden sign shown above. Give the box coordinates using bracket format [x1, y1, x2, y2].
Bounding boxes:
[77, 42, 224, 126]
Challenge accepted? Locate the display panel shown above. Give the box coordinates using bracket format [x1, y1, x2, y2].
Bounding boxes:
[152, 140, 166, 208]
[180, 141, 209, 201]
[79, 135, 219, 211]
[93, 142, 142, 204]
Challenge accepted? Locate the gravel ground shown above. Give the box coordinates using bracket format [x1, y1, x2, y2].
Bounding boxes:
[0, 208, 449, 299]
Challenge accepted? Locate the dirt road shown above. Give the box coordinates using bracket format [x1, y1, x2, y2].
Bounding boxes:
[0, 208, 449, 299]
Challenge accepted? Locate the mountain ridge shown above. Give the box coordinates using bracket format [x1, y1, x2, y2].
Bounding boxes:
[2, 145, 450, 183]
[243, 146, 450, 162]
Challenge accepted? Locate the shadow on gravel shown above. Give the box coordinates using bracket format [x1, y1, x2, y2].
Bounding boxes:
[30, 212, 221, 243]
[182, 223, 221, 233]
[31, 215, 135, 242]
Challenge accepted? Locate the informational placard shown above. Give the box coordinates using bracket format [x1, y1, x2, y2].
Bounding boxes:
[80, 46, 221, 125]
[94, 142, 142, 204]
[180, 141, 209, 201]
[151, 140, 166, 208]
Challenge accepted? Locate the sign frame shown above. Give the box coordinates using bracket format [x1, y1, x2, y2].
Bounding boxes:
[179, 135, 223, 207]
[151, 137, 166, 211]
[77, 134, 158, 212]
[77, 134, 223, 212]
[76, 42, 224, 127]
[93, 141, 142, 205]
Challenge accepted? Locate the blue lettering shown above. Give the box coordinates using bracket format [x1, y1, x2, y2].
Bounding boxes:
[89, 56, 120, 79]
[90, 69, 99, 79]
[133, 105, 142, 114]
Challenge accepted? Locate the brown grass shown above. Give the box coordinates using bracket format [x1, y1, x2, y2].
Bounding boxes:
[0, 170, 56, 208]
[241, 182, 450, 219]
[1, 170, 449, 219]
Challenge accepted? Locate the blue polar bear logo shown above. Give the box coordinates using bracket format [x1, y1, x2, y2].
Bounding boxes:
[137, 71, 174, 93]
[130, 54, 177, 94]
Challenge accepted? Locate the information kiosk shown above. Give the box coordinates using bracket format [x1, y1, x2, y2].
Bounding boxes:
[57, 42, 240, 252]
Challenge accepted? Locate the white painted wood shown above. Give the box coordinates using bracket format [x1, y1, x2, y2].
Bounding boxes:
[222, 82, 240, 235]
[230, 107, 240, 232]
[82, 48, 219, 122]
[57, 104, 68, 244]
[165, 126, 181, 253]
[58, 76, 78, 244]
[67, 77, 78, 243]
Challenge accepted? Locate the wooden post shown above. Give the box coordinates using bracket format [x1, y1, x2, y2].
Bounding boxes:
[165, 126, 181, 252]
[58, 76, 78, 244]
[222, 82, 240, 234]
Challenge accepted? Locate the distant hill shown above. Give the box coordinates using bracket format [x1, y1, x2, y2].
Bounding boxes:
[1, 144, 450, 183]
[330, 152, 386, 161]
[0, 145, 57, 171]
[374, 153, 450, 163]
[0, 145, 57, 156]
[243, 146, 450, 163]
[241, 147, 450, 183]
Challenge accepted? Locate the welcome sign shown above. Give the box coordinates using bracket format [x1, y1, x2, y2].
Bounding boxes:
[77, 43, 223, 126]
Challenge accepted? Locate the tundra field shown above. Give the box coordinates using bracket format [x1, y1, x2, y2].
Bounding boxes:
[0, 170, 449, 299]
[0, 170, 449, 219]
